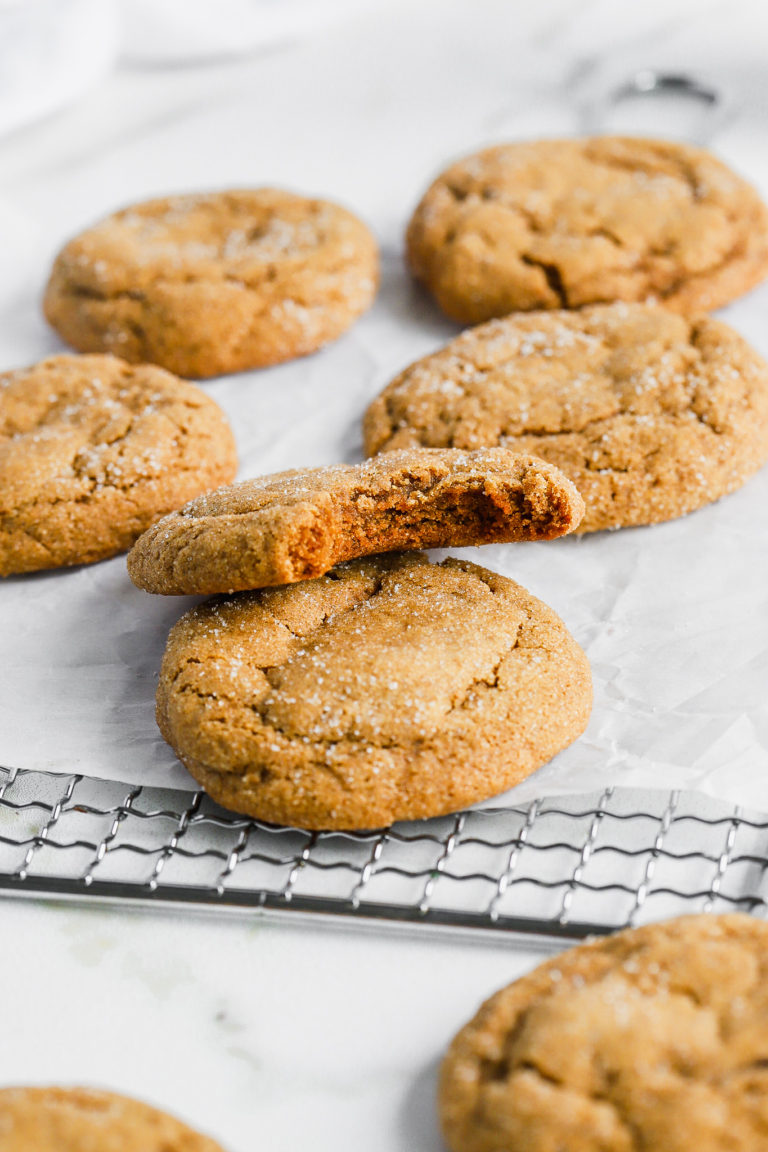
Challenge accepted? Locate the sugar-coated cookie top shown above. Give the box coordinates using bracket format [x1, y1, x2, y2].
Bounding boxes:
[157, 552, 592, 829]
[365, 304, 768, 531]
[50, 189, 376, 299]
[0, 1086, 224, 1151]
[0, 353, 237, 575]
[407, 137, 768, 322]
[127, 446, 584, 595]
[441, 913, 768, 1152]
[44, 189, 379, 376]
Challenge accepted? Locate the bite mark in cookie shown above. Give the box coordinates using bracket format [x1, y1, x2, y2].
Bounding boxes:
[364, 304, 768, 532]
[127, 447, 584, 595]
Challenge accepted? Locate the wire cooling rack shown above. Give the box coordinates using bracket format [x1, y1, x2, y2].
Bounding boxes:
[1, 765, 766, 941]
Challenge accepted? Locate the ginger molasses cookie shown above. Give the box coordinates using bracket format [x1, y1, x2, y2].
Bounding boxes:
[0, 354, 237, 575]
[156, 552, 592, 829]
[127, 447, 584, 595]
[407, 136, 768, 323]
[440, 913, 768, 1152]
[364, 304, 768, 532]
[0, 1086, 224, 1151]
[44, 189, 379, 378]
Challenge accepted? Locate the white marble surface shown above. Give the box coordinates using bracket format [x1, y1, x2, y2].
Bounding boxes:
[0, 898, 555, 1151]
[2, 1, 768, 1148]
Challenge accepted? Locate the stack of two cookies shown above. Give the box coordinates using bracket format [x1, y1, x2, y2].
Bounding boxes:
[127, 448, 593, 830]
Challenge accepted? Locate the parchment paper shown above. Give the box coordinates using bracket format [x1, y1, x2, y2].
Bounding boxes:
[3, 250, 768, 808]
[2, 0, 768, 810]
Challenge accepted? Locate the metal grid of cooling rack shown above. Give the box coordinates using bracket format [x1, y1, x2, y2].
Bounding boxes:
[1, 765, 766, 940]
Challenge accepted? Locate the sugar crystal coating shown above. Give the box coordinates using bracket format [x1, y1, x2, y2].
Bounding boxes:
[0, 1085, 224, 1151]
[0, 353, 237, 575]
[407, 137, 768, 322]
[440, 914, 768, 1152]
[364, 304, 768, 532]
[44, 188, 379, 377]
[127, 447, 584, 595]
[156, 552, 592, 830]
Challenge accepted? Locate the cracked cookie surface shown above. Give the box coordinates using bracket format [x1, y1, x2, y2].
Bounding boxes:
[44, 188, 379, 378]
[0, 1086, 224, 1151]
[440, 913, 768, 1152]
[127, 447, 584, 595]
[157, 552, 592, 829]
[0, 353, 237, 575]
[407, 136, 768, 323]
[364, 304, 768, 532]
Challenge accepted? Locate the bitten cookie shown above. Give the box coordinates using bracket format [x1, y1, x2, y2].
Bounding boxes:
[44, 189, 379, 377]
[364, 304, 768, 532]
[127, 447, 584, 595]
[440, 913, 768, 1152]
[0, 354, 237, 575]
[407, 136, 768, 323]
[0, 1086, 224, 1151]
[156, 552, 592, 830]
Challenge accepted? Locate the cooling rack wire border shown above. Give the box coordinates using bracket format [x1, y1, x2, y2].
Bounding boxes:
[0, 766, 765, 942]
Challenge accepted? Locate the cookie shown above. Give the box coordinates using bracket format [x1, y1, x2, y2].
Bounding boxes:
[0, 353, 237, 575]
[44, 189, 379, 378]
[440, 913, 768, 1152]
[0, 1086, 224, 1151]
[156, 552, 592, 830]
[407, 136, 768, 323]
[364, 304, 768, 532]
[127, 447, 584, 595]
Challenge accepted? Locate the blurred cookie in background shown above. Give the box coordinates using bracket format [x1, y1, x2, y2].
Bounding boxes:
[0, 1085, 224, 1151]
[406, 136, 768, 323]
[44, 189, 379, 378]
